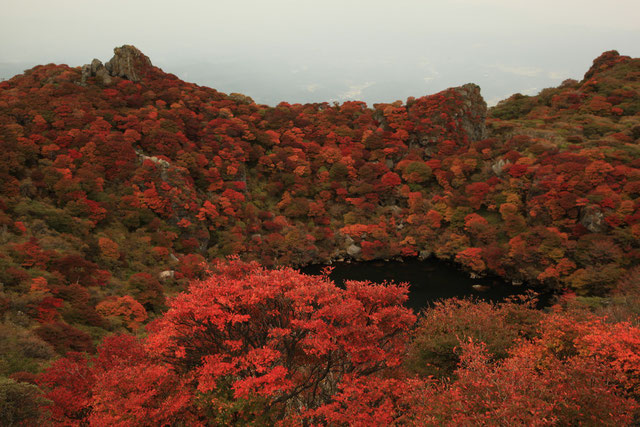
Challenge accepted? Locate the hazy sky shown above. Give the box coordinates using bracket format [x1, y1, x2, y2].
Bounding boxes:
[2, 0, 639, 106]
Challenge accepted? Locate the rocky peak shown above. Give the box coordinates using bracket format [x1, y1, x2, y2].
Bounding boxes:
[583, 50, 631, 81]
[81, 45, 153, 85]
[405, 82, 487, 148]
[105, 45, 152, 82]
[452, 83, 488, 141]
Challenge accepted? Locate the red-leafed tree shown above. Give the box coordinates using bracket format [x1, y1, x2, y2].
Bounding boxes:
[38, 259, 415, 425]
[410, 339, 638, 425]
[37, 334, 193, 426]
[144, 259, 415, 424]
[95, 295, 148, 331]
[456, 247, 486, 272]
[37, 352, 95, 424]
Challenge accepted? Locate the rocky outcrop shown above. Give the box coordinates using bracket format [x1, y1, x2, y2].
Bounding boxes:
[81, 45, 153, 85]
[346, 244, 361, 257]
[137, 150, 170, 169]
[491, 158, 511, 176]
[105, 45, 152, 82]
[158, 270, 175, 281]
[580, 205, 606, 233]
[81, 58, 112, 85]
[452, 83, 488, 142]
[405, 83, 488, 150]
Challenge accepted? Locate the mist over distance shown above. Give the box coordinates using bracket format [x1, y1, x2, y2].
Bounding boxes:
[2, 0, 639, 107]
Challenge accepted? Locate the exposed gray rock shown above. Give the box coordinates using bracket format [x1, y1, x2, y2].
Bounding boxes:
[136, 150, 170, 179]
[407, 83, 487, 148]
[455, 83, 488, 142]
[158, 270, 175, 281]
[492, 158, 511, 176]
[580, 205, 606, 233]
[346, 244, 361, 257]
[90, 58, 104, 74]
[105, 45, 152, 82]
[94, 67, 112, 85]
[80, 64, 91, 85]
[80, 45, 152, 85]
[418, 250, 431, 260]
[389, 205, 403, 215]
[140, 154, 170, 169]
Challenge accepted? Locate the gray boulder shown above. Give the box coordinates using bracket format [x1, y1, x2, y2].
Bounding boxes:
[580, 205, 606, 233]
[346, 244, 361, 257]
[105, 45, 152, 82]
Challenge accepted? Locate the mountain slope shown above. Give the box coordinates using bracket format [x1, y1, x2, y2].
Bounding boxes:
[0, 46, 639, 368]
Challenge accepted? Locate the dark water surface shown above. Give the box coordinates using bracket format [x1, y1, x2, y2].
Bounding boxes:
[301, 258, 553, 311]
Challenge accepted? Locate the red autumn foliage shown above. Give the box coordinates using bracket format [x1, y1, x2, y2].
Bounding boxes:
[2, 47, 640, 424]
[38, 260, 415, 425]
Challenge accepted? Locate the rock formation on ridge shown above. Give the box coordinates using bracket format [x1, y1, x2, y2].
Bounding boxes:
[81, 44, 153, 85]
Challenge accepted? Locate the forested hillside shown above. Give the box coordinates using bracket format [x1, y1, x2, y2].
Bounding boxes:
[1, 46, 640, 425]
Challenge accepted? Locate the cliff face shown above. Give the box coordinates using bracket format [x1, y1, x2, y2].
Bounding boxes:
[407, 83, 487, 147]
[105, 45, 153, 82]
[454, 83, 487, 141]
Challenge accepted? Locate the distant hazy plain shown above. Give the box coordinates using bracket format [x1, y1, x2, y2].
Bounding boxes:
[2, 0, 639, 106]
